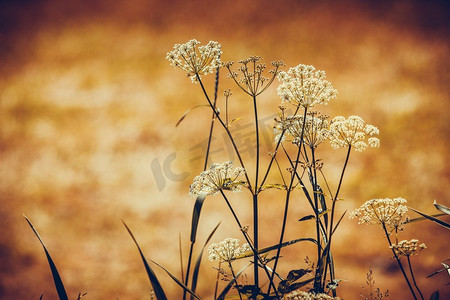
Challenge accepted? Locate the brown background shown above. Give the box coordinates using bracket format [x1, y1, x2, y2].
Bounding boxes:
[1, 0, 449, 299]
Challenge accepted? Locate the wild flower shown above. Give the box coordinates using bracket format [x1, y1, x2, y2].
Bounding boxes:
[225, 56, 284, 96]
[189, 161, 246, 197]
[207, 238, 251, 262]
[283, 290, 341, 300]
[389, 239, 427, 257]
[166, 39, 222, 83]
[327, 116, 380, 152]
[350, 197, 409, 233]
[277, 64, 337, 108]
[274, 112, 329, 148]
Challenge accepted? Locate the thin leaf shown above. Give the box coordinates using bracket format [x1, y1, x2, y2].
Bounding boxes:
[122, 221, 167, 300]
[179, 233, 185, 284]
[234, 238, 317, 260]
[427, 263, 450, 278]
[39, 294, 43, 300]
[409, 207, 450, 229]
[331, 211, 347, 236]
[298, 215, 315, 222]
[407, 213, 447, 224]
[151, 260, 201, 300]
[217, 263, 252, 300]
[24, 215, 68, 300]
[317, 185, 328, 228]
[176, 105, 210, 127]
[228, 116, 245, 127]
[434, 200, 450, 215]
[429, 290, 439, 300]
[191, 222, 221, 297]
[191, 193, 207, 243]
[260, 183, 286, 191]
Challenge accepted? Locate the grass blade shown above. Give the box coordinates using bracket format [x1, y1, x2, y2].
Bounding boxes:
[122, 221, 167, 300]
[191, 222, 221, 298]
[409, 207, 450, 229]
[176, 105, 210, 127]
[24, 215, 68, 300]
[434, 201, 450, 215]
[179, 233, 185, 284]
[217, 263, 252, 300]
[407, 213, 447, 224]
[151, 260, 202, 300]
[191, 193, 207, 243]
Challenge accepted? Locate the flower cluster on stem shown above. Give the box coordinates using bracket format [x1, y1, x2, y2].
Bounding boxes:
[166, 39, 222, 83]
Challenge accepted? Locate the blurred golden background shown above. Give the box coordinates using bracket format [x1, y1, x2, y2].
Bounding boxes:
[1, 0, 449, 298]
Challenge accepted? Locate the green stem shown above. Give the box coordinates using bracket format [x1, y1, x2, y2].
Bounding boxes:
[252, 95, 260, 287]
[267, 108, 308, 296]
[218, 190, 280, 298]
[196, 74, 253, 192]
[407, 255, 425, 300]
[382, 224, 417, 300]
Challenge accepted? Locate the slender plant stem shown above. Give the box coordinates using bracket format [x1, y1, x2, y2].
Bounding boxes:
[382, 224, 417, 300]
[183, 243, 194, 300]
[203, 62, 220, 170]
[259, 106, 301, 189]
[407, 255, 425, 300]
[196, 75, 253, 192]
[311, 147, 323, 291]
[218, 190, 280, 298]
[252, 95, 260, 287]
[323, 145, 351, 290]
[267, 108, 308, 296]
[214, 261, 221, 300]
[228, 262, 243, 300]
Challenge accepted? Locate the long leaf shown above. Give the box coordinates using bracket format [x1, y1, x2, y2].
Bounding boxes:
[409, 207, 450, 229]
[191, 223, 221, 298]
[434, 201, 450, 215]
[176, 105, 210, 127]
[191, 193, 207, 243]
[217, 263, 252, 300]
[24, 215, 68, 300]
[234, 238, 317, 260]
[151, 260, 202, 300]
[122, 221, 167, 300]
[406, 213, 447, 224]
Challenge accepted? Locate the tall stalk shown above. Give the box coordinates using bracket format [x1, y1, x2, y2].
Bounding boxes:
[382, 224, 417, 300]
[252, 94, 260, 287]
[407, 255, 424, 300]
[267, 107, 308, 295]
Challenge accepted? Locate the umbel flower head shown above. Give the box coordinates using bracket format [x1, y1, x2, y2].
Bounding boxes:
[207, 238, 250, 262]
[277, 64, 337, 108]
[225, 56, 284, 96]
[166, 39, 222, 83]
[390, 239, 427, 257]
[327, 116, 380, 152]
[284, 290, 341, 300]
[350, 197, 410, 233]
[189, 161, 246, 197]
[274, 111, 329, 148]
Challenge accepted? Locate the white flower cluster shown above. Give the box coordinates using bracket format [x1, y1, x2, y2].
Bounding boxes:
[277, 64, 337, 108]
[390, 239, 427, 257]
[189, 161, 246, 198]
[274, 113, 329, 148]
[350, 197, 409, 232]
[283, 290, 341, 300]
[327, 116, 380, 152]
[207, 238, 251, 262]
[166, 39, 222, 83]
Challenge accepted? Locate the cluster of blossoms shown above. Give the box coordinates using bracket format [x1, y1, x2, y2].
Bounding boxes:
[327, 116, 380, 152]
[166, 39, 222, 83]
[389, 239, 427, 257]
[274, 112, 329, 148]
[225, 57, 284, 96]
[277, 64, 338, 108]
[283, 290, 341, 300]
[350, 197, 409, 232]
[189, 161, 246, 197]
[207, 238, 251, 262]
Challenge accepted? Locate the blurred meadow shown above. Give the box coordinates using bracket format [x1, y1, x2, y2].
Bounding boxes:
[1, 0, 449, 298]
